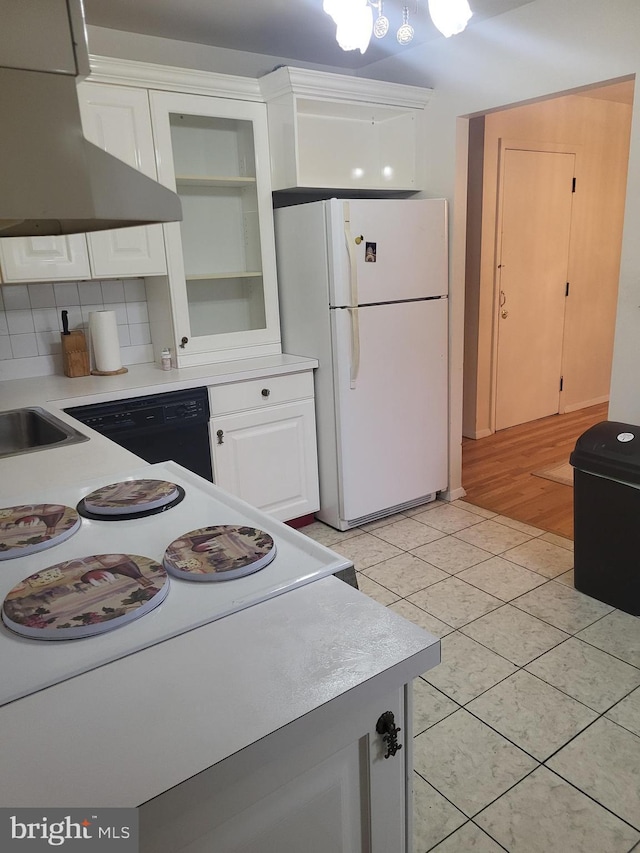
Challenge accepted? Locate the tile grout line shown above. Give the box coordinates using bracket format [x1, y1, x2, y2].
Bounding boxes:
[423, 817, 511, 853]
[542, 764, 640, 836]
[415, 760, 541, 831]
[309, 515, 640, 849]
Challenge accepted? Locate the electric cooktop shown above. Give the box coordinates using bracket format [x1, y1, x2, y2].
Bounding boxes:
[0, 462, 351, 706]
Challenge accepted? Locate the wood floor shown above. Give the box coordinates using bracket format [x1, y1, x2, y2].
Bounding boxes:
[461, 403, 608, 540]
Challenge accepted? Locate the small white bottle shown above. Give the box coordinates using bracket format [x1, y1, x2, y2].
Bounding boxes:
[161, 347, 171, 371]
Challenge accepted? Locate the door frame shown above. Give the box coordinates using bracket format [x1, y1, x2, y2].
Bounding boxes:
[489, 137, 583, 433]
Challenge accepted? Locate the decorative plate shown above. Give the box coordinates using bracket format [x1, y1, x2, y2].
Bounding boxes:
[83, 479, 181, 516]
[2, 554, 169, 640]
[0, 504, 81, 561]
[163, 526, 276, 582]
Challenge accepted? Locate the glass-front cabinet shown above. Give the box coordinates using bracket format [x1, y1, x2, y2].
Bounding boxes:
[148, 91, 281, 366]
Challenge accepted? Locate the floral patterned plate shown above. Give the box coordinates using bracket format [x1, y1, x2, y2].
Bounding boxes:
[164, 526, 276, 582]
[2, 554, 169, 640]
[0, 504, 81, 561]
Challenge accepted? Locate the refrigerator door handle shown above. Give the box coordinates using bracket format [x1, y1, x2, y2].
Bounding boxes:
[343, 202, 361, 387]
[343, 201, 360, 309]
[347, 306, 360, 389]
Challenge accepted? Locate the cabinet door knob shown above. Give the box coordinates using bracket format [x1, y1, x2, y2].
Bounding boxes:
[216, 429, 224, 445]
[261, 388, 270, 398]
[376, 711, 402, 759]
[180, 336, 189, 349]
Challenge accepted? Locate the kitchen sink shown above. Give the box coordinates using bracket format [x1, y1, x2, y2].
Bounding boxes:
[0, 407, 89, 458]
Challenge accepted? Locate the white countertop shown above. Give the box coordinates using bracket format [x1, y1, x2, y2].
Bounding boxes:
[0, 353, 318, 496]
[0, 576, 440, 808]
[0, 353, 318, 411]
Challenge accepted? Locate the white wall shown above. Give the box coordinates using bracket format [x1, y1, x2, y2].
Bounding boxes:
[363, 0, 640, 495]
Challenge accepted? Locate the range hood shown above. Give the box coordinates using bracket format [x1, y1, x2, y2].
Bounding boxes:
[0, 0, 182, 238]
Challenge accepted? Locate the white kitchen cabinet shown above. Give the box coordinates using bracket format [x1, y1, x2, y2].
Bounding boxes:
[259, 67, 433, 192]
[77, 81, 167, 277]
[209, 371, 319, 521]
[0, 233, 91, 282]
[140, 684, 409, 853]
[148, 90, 281, 367]
[0, 81, 166, 283]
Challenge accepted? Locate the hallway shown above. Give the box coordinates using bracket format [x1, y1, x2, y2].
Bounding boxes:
[462, 404, 608, 539]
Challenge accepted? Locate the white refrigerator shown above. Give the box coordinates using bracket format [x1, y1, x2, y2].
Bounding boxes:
[275, 198, 448, 530]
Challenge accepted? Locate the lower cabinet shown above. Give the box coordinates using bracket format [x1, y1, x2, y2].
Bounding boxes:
[139, 685, 410, 853]
[209, 370, 319, 521]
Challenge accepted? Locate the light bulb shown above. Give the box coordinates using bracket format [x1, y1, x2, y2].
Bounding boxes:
[428, 0, 473, 38]
[323, 0, 373, 53]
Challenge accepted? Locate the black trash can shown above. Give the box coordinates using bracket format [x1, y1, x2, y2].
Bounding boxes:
[570, 421, 640, 616]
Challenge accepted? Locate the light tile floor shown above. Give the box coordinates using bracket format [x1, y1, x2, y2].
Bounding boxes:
[302, 499, 640, 853]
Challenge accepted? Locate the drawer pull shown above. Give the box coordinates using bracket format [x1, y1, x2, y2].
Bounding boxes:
[261, 388, 271, 398]
[376, 711, 402, 759]
[216, 429, 224, 445]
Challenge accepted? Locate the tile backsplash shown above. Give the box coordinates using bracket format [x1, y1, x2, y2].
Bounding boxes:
[0, 278, 155, 380]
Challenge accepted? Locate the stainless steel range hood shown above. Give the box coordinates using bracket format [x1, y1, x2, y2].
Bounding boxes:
[0, 0, 181, 238]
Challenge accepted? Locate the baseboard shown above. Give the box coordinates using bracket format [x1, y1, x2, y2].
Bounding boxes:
[440, 486, 467, 502]
[462, 428, 493, 440]
[285, 513, 316, 529]
[561, 396, 609, 414]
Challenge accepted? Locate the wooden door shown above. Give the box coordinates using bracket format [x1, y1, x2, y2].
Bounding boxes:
[495, 147, 575, 430]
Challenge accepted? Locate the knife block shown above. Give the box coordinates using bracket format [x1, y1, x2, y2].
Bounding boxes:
[61, 330, 90, 378]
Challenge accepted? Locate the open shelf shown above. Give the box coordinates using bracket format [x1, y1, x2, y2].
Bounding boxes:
[185, 271, 262, 281]
[176, 176, 257, 188]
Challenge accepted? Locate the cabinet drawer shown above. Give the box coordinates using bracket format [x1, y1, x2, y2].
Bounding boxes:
[209, 371, 314, 415]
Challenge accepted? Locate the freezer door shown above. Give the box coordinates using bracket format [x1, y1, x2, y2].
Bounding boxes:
[331, 298, 448, 524]
[327, 198, 448, 307]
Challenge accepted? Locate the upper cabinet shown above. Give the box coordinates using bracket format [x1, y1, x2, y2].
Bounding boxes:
[0, 234, 91, 282]
[148, 90, 281, 367]
[0, 80, 166, 284]
[77, 81, 167, 277]
[259, 67, 433, 193]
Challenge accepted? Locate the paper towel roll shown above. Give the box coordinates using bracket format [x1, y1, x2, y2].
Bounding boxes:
[89, 310, 123, 373]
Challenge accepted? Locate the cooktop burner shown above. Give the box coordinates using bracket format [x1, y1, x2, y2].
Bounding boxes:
[2, 554, 169, 640]
[0, 461, 351, 706]
[78, 478, 184, 520]
[0, 504, 81, 561]
[164, 526, 276, 581]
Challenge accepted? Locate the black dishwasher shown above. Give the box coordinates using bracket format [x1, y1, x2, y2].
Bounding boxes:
[65, 387, 213, 482]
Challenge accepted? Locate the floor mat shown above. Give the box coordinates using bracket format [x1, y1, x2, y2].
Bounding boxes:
[532, 462, 573, 486]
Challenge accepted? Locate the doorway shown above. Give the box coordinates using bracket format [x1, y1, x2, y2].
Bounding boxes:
[463, 79, 633, 442]
[460, 78, 634, 534]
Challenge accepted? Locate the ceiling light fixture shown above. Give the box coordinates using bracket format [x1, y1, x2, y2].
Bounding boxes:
[324, 0, 473, 54]
[323, 0, 373, 54]
[428, 0, 473, 37]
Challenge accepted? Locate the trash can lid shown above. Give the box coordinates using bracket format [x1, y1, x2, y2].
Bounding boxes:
[570, 421, 640, 484]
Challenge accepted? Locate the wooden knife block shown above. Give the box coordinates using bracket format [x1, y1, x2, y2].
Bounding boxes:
[61, 330, 90, 378]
